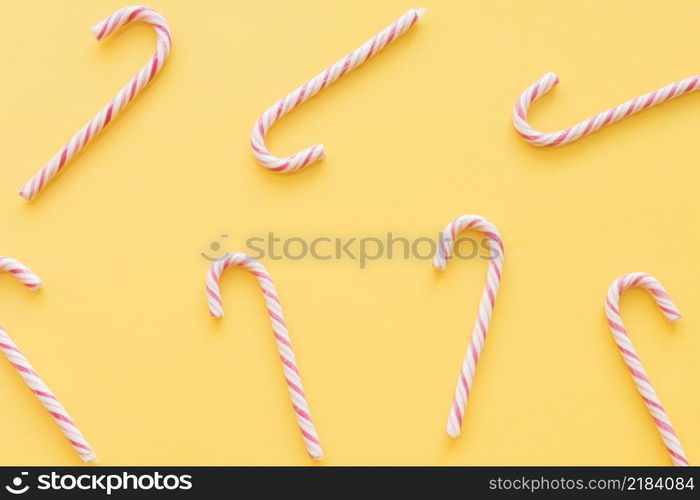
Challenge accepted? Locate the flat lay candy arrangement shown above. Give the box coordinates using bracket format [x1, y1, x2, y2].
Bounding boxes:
[1, 2, 697, 466]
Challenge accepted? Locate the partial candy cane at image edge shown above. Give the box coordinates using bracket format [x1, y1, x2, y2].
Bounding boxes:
[0, 257, 96, 462]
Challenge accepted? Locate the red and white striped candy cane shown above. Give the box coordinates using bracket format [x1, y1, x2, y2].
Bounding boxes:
[0, 257, 96, 462]
[206, 253, 322, 460]
[605, 272, 689, 466]
[513, 72, 700, 146]
[251, 8, 424, 172]
[434, 215, 504, 438]
[19, 6, 172, 201]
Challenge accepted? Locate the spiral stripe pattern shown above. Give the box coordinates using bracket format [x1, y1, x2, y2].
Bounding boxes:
[605, 272, 689, 466]
[19, 6, 172, 201]
[513, 72, 700, 146]
[0, 257, 96, 462]
[434, 215, 504, 438]
[251, 8, 424, 172]
[206, 253, 322, 460]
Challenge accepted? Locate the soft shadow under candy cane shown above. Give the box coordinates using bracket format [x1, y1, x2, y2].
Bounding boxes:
[206, 253, 323, 460]
[433, 215, 504, 438]
[19, 6, 172, 201]
[0, 257, 96, 462]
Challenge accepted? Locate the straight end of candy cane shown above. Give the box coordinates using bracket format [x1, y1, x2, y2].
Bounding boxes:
[544, 72, 559, 84]
[18, 185, 34, 202]
[664, 309, 682, 323]
[416, 7, 427, 20]
[447, 403, 464, 438]
[82, 452, 99, 464]
[25, 280, 42, 292]
[432, 257, 447, 271]
[306, 439, 323, 461]
[446, 425, 460, 439]
[314, 145, 326, 163]
[90, 24, 102, 39]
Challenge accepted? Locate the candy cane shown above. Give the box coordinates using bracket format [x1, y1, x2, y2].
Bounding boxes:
[434, 215, 504, 438]
[251, 8, 424, 172]
[0, 257, 96, 462]
[19, 6, 172, 201]
[513, 72, 700, 146]
[206, 253, 322, 460]
[605, 272, 689, 466]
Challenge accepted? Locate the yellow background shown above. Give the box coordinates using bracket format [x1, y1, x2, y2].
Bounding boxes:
[0, 0, 698, 465]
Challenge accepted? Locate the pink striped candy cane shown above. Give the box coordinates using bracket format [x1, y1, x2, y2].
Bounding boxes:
[434, 215, 504, 438]
[513, 72, 700, 146]
[251, 8, 425, 172]
[605, 272, 689, 466]
[19, 6, 172, 201]
[206, 253, 322, 460]
[0, 257, 96, 462]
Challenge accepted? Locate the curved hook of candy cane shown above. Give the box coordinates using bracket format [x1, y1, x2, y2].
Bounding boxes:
[206, 253, 323, 460]
[605, 272, 689, 466]
[251, 8, 425, 173]
[513, 72, 700, 146]
[0, 257, 97, 463]
[19, 5, 172, 201]
[433, 215, 504, 438]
